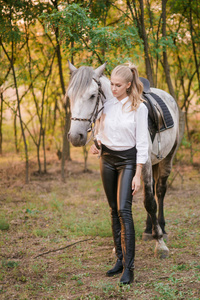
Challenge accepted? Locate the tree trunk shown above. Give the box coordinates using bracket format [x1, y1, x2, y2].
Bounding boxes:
[56, 36, 71, 159]
[53, 0, 71, 175]
[12, 65, 29, 183]
[188, 0, 200, 91]
[61, 97, 71, 181]
[55, 23, 71, 181]
[36, 145, 41, 174]
[13, 111, 20, 153]
[83, 146, 89, 173]
[0, 91, 3, 155]
[162, 0, 176, 100]
[178, 108, 185, 147]
[162, 0, 185, 145]
[43, 130, 47, 173]
[127, 0, 154, 86]
[138, 0, 154, 86]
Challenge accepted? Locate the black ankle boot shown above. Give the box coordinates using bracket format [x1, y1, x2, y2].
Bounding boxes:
[119, 268, 134, 284]
[106, 259, 123, 277]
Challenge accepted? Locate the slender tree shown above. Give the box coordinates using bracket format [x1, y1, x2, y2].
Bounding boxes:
[0, 40, 29, 182]
[0, 90, 3, 155]
[126, 0, 154, 85]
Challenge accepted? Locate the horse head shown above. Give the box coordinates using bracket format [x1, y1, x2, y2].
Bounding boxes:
[67, 62, 107, 147]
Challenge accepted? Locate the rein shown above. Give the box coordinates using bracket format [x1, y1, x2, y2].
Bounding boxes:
[70, 77, 106, 144]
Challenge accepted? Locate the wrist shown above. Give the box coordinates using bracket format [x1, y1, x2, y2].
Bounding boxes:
[135, 170, 141, 177]
[135, 164, 143, 177]
[137, 164, 143, 168]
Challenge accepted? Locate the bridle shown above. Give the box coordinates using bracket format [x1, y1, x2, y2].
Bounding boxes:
[70, 77, 106, 143]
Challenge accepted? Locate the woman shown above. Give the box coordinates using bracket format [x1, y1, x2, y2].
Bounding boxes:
[91, 63, 149, 284]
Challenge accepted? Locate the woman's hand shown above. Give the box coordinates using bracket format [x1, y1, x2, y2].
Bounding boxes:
[132, 164, 143, 195]
[90, 140, 101, 155]
[132, 174, 141, 195]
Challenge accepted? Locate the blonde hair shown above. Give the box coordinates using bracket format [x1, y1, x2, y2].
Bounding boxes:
[111, 62, 144, 110]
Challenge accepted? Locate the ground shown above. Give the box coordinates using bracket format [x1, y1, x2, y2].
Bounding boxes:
[0, 149, 199, 299]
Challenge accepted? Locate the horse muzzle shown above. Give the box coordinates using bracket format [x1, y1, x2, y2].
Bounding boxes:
[67, 130, 87, 147]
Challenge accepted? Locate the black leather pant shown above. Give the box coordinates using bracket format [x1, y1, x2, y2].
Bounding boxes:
[100, 145, 136, 270]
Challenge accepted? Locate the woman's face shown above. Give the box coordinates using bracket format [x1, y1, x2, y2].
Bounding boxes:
[110, 75, 131, 101]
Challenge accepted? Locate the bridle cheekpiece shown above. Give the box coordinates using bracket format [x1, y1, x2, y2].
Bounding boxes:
[70, 78, 106, 135]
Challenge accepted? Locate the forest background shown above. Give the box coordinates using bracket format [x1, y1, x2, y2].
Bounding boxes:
[0, 1, 200, 299]
[0, 0, 199, 182]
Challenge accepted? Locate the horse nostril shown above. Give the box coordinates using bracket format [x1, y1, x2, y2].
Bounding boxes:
[67, 132, 70, 140]
[79, 133, 84, 141]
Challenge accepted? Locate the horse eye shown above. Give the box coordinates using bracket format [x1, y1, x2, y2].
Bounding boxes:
[90, 94, 96, 99]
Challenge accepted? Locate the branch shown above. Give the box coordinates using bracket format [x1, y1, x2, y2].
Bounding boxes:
[110, 2, 132, 21]
[34, 237, 96, 259]
[2, 97, 37, 144]
[79, 35, 103, 64]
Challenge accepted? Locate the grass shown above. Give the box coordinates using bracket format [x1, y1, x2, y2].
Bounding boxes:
[0, 219, 10, 231]
[0, 148, 199, 299]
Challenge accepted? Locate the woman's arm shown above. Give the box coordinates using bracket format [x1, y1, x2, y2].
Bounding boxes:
[135, 104, 149, 165]
[132, 104, 148, 195]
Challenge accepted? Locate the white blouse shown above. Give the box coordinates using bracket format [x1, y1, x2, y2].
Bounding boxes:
[95, 96, 149, 164]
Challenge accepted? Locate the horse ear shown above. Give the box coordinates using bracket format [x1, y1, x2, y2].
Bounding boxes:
[94, 62, 107, 77]
[68, 60, 77, 74]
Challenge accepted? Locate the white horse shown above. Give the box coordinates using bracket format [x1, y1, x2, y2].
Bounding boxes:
[67, 62, 179, 258]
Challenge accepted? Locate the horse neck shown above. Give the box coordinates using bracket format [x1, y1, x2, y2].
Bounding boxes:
[99, 76, 113, 102]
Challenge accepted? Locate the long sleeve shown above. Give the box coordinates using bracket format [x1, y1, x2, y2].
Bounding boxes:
[135, 103, 149, 164]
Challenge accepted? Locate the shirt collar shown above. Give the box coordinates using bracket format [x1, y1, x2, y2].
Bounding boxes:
[113, 96, 129, 105]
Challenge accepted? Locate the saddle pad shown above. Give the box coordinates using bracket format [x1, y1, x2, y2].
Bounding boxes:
[149, 92, 174, 132]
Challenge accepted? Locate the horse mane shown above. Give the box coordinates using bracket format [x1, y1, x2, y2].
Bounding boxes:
[67, 66, 95, 101]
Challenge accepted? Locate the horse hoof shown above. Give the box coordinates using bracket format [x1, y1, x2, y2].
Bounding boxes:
[154, 248, 169, 259]
[142, 233, 153, 241]
[154, 239, 169, 259]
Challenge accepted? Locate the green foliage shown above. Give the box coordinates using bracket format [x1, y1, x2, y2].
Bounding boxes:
[2, 259, 19, 268]
[0, 0, 47, 43]
[41, 3, 142, 67]
[181, 134, 191, 148]
[41, 4, 96, 45]
[0, 2, 22, 43]
[0, 219, 9, 231]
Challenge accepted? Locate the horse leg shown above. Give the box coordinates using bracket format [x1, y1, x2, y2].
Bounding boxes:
[142, 159, 169, 258]
[142, 214, 153, 240]
[142, 170, 168, 241]
[156, 174, 168, 236]
[154, 140, 179, 257]
[154, 140, 178, 240]
[142, 178, 155, 241]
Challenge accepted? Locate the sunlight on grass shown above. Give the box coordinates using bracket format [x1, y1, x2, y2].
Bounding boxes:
[32, 228, 50, 238]
[62, 212, 112, 238]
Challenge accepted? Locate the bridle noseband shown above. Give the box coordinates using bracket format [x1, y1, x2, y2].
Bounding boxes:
[70, 77, 106, 134]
